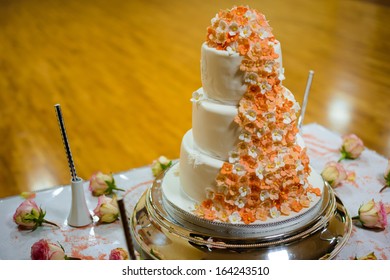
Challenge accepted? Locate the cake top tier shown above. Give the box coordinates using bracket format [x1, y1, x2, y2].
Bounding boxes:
[206, 6, 275, 55]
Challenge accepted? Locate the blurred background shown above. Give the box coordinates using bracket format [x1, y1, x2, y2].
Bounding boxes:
[0, 0, 389, 198]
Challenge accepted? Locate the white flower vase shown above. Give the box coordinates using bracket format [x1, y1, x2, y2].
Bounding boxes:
[67, 178, 92, 227]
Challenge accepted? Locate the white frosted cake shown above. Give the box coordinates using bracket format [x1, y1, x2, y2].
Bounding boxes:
[161, 6, 323, 235]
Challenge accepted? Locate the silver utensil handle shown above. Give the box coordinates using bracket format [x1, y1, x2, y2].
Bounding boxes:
[298, 70, 314, 131]
[54, 104, 78, 181]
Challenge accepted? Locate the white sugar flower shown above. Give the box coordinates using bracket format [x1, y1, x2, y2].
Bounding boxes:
[260, 29, 270, 39]
[283, 112, 292, 124]
[274, 154, 285, 169]
[228, 22, 240, 36]
[228, 150, 240, 163]
[283, 89, 295, 102]
[211, 15, 219, 27]
[244, 109, 257, 122]
[218, 20, 228, 31]
[272, 129, 283, 142]
[299, 174, 305, 185]
[248, 146, 259, 158]
[215, 31, 227, 44]
[233, 164, 246, 176]
[244, 10, 256, 21]
[270, 206, 281, 218]
[260, 190, 269, 201]
[296, 160, 304, 172]
[264, 60, 274, 73]
[260, 79, 272, 94]
[279, 69, 286, 81]
[256, 165, 265, 180]
[190, 91, 204, 103]
[307, 192, 316, 202]
[256, 129, 264, 138]
[239, 186, 250, 197]
[239, 25, 252, 38]
[234, 197, 246, 209]
[228, 211, 242, 223]
[239, 131, 251, 143]
[292, 101, 300, 112]
[264, 112, 276, 123]
[244, 72, 259, 85]
[226, 41, 238, 55]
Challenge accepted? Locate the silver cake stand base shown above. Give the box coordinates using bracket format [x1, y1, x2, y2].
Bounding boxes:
[130, 171, 352, 260]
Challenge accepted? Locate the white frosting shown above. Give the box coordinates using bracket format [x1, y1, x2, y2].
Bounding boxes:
[201, 41, 283, 105]
[192, 88, 241, 160]
[180, 130, 223, 201]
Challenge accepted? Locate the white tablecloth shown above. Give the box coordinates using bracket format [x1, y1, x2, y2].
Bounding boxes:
[0, 123, 388, 260]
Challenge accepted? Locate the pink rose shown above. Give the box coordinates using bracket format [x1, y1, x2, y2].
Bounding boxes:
[151, 156, 172, 177]
[31, 239, 66, 260]
[380, 160, 390, 192]
[353, 199, 388, 229]
[339, 134, 364, 161]
[93, 195, 119, 223]
[13, 199, 58, 230]
[89, 172, 124, 196]
[109, 248, 129, 260]
[321, 161, 347, 187]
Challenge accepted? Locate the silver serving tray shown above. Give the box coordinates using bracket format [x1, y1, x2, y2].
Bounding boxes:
[130, 169, 352, 260]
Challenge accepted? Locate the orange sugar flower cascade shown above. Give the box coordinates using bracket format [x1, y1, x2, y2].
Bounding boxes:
[198, 6, 321, 224]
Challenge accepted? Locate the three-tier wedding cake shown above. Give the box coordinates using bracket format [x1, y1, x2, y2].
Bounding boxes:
[160, 6, 324, 236]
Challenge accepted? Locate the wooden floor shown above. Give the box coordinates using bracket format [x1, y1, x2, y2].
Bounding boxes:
[0, 0, 389, 198]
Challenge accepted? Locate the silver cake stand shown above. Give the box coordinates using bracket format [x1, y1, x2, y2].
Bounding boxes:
[130, 167, 352, 260]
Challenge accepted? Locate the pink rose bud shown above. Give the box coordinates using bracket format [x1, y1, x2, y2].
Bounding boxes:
[31, 239, 66, 260]
[109, 248, 129, 260]
[93, 195, 119, 223]
[321, 161, 347, 187]
[354, 199, 388, 230]
[385, 159, 390, 178]
[339, 134, 364, 161]
[13, 199, 58, 230]
[151, 156, 172, 177]
[380, 160, 390, 193]
[89, 172, 124, 196]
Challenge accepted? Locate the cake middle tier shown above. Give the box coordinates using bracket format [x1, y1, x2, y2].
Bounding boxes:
[192, 88, 241, 160]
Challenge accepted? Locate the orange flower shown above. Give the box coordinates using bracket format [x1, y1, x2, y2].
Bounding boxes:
[201, 199, 213, 209]
[240, 209, 256, 224]
[248, 84, 260, 95]
[203, 209, 217, 221]
[290, 200, 303, 212]
[299, 196, 311, 208]
[221, 163, 233, 175]
[237, 41, 251, 55]
[306, 187, 321, 196]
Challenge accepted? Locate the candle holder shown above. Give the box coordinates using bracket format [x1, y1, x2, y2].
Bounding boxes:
[55, 104, 92, 227]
